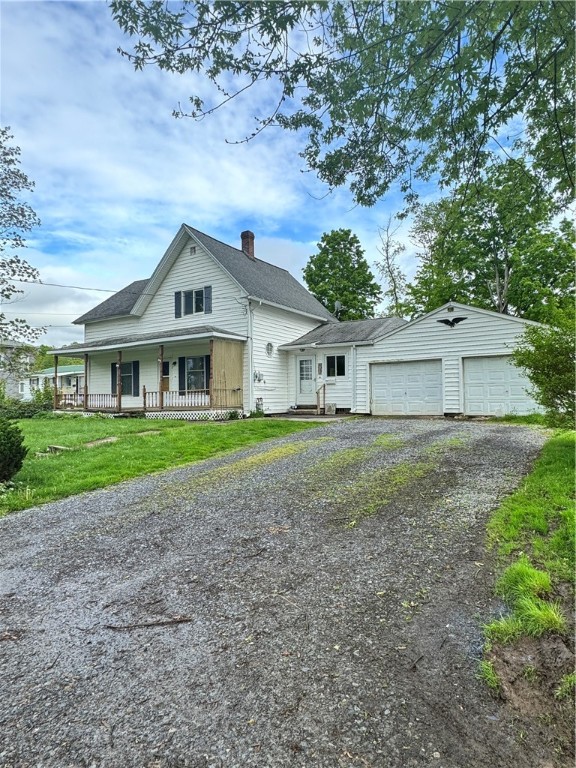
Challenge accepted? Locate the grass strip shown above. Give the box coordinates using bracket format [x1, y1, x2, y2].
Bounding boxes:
[487, 430, 575, 582]
[480, 430, 575, 689]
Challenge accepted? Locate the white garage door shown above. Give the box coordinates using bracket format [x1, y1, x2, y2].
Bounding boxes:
[463, 356, 539, 416]
[371, 360, 443, 415]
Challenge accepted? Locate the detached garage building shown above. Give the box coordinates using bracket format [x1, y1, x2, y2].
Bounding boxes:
[283, 302, 541, 417]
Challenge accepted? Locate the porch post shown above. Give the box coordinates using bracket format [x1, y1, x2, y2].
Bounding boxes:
[158, 344, 164, 410]
[209, 339, 214, 407]
[116, 351, 122, 413]
[53, 355, 59, 410]
[83, 354, 88, 409]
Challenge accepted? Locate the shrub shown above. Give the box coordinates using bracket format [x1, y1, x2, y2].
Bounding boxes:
[512, 306, 575, 427]
[0, 382, 54, 420]
[0, 418, 28, 482]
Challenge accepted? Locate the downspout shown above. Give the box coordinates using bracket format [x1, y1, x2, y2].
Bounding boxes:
[350, 344, 357, 413]
[247, 300, 254, 413]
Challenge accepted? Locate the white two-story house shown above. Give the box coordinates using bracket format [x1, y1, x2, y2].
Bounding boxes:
[53, 225, 335, 418]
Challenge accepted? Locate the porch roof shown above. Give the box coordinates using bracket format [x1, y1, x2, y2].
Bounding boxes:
[52, 326, 246, 355]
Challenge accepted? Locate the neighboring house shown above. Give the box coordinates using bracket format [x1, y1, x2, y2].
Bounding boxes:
[20, 365, 85, 404]
[52, 224, 541, 419]
[0, 343, 35, 399]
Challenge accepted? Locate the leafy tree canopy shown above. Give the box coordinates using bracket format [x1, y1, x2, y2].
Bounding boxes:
[395, 160, 575, 322]
[31, 345, 83, 371]
[0, 127, 43, 346]
[303, 229, 381, 320]
[110, 1, 575, 207]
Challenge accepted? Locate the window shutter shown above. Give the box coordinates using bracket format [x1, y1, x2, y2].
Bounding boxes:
[178, 357, 186, 394]
[174, 291, 182, 318]
[132, 361, 140, 397]
[204, 354, 211, 389]
[111, 363, 117, 394]
[204, 285, 212, 314]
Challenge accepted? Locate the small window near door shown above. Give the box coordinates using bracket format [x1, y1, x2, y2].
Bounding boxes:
[326, 354, 346, 378]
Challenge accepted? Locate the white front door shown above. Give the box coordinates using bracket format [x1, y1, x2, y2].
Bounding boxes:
[297, 357, 315, 404]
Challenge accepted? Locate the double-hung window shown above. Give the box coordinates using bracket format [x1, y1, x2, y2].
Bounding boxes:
[111, 361, 140, 396]
[175, 286, 212, 317]
[326, 354, 346, 378]
[178, 354, 210, 393]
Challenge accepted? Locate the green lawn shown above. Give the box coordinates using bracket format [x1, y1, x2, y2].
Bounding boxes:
[484, 429, 575, 644]
[0, 416, 320, 515]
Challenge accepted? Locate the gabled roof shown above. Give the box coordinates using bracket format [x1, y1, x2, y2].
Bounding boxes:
[361, 301, 544, 345]
[74, 225, 335, 325]
[283, 316, 407, 347]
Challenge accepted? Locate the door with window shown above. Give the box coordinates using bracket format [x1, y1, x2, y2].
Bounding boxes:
[297, 356, 315, 405]
[161, 361, 171, 392]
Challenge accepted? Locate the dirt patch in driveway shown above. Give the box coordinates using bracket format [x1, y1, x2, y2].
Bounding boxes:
[0, 418, 572, 767]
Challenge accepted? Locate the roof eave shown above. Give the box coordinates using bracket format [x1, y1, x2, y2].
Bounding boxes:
[248, 295, 334, 323]
[279, 339, 374, 350]
[73, 312, 135, 326]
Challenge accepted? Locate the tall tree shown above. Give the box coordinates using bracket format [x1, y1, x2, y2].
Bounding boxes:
[375, 216, 407, 317]
[110, 1, 575, 208]
[402, 160, 575, 321]
[0, 127, 43, 345]
[303, 229, 381, 320]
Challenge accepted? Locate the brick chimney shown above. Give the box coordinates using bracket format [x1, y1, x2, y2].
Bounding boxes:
[241, 230, 255, 260]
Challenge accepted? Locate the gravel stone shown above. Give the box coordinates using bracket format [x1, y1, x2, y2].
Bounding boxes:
[0, 417, 556, 767]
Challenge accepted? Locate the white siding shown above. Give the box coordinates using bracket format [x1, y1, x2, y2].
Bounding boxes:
[251, 303, 321, 413]
[355, 305, 538, 415]
[84, 239, 248, 343]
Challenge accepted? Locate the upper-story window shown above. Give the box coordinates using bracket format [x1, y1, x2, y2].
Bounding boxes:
[326, 354, 346, 378]
[174, 286, 212, 318]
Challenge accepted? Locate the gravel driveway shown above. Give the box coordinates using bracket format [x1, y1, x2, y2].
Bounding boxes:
[0, 418, 553, 768]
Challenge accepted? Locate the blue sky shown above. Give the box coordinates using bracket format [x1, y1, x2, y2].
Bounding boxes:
[1, 0, 429, 346]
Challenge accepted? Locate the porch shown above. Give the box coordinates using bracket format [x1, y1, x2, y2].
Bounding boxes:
[52, 333, 245, 417]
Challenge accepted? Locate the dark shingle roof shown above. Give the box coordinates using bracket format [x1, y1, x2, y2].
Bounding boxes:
[74, 226, 335, 324]
[54, 325, 244, 354]
[74, 280, 149, 324]
[185, 226, 334, 320]
[286, 316, 408, 346]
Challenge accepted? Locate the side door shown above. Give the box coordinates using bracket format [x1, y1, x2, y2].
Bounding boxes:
[296, 356, 316, 405]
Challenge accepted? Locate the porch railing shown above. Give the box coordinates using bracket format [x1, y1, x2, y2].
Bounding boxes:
[55, 388, 243, 412]
[56, 392, 117, 410]
[316, 383, 326, 415]
[144, 389, 210, 409]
